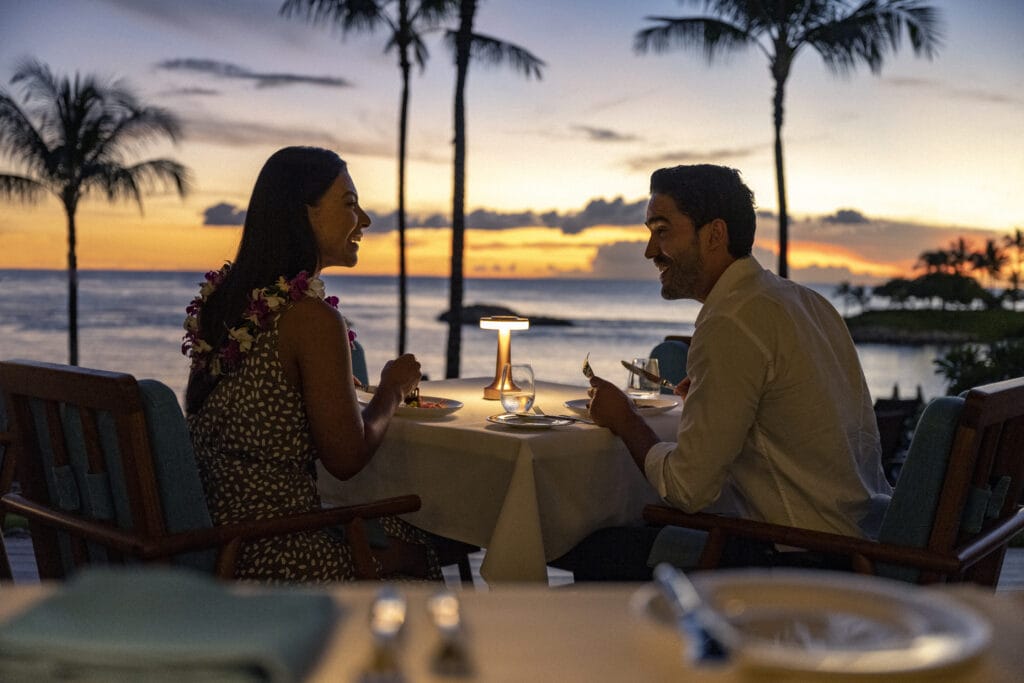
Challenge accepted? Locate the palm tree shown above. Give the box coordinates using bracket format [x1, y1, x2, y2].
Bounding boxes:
[281, 0, 456, 355]
[947, 237, 972, 276]
[0, 59, 190, 365]
[915, 248, 950, 274]
[969, 238, 1006, 288]
[443, 0, 544, 378]
[1004, 228, 1024, 307]
[634, 0, 942, 279]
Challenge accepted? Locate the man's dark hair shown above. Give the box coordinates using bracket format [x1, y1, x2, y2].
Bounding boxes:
[649, 164, 756, 258]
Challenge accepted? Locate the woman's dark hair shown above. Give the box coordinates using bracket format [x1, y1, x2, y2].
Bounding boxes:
[186, 146, 346, 413]
[649, 164, 756, 258]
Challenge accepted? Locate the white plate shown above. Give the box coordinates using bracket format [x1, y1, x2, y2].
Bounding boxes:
[564, 397, 678, 417]
[356, 389, 463, 418]
[487, 413, 573, 429]
[633, 569, 991, 676]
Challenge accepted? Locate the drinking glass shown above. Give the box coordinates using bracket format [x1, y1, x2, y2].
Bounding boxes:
[500, 363, 535, 414]
[626, 357, 660, 401]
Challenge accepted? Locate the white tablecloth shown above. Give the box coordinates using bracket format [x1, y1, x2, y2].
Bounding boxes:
[317, 379, 681, 583]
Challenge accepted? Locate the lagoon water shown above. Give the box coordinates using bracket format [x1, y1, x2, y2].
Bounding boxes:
[0, 269, 951, 403]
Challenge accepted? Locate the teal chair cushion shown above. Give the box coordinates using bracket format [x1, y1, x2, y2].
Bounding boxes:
[649, 340, 688, 394]
[138, 380, 216, 572]
[876, 396, 965, 582]
[351, 340, 369, 387]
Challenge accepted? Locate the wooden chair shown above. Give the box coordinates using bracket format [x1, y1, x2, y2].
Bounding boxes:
[0, 359, 423, 581]
[0, 411, 13, 581]
[644, 376, 1024, 587]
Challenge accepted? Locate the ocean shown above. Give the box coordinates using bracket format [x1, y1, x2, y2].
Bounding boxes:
[0, 269, 951, 403]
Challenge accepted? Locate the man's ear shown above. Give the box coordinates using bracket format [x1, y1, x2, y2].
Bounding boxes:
[704, 218, 729, 252]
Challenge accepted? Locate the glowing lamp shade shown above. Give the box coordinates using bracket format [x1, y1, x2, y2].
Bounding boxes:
[480, 315, 530, 399]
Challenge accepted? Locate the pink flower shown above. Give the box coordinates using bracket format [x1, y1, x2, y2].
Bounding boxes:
[348, 328, 357, 349]
[325, 295, 339, 308]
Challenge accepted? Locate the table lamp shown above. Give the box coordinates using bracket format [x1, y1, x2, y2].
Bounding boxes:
[480, 315, 530, 399]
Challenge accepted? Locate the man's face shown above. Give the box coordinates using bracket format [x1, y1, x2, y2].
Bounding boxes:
[644, 193, 704, 300]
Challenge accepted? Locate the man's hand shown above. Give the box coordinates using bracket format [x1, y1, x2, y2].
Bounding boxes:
[674, 377, 691, 399]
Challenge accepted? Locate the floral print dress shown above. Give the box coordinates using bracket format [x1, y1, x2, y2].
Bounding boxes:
[188, 323, 440, 583]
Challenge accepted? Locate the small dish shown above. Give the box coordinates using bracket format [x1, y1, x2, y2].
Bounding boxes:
[564, 397, 678, 417]
[632, 569, 991, 676]
[486, 413, 572, 429]
[356, 389, 463, 418]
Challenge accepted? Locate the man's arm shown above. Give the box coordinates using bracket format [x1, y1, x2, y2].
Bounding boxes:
[587, 376, 660, 471]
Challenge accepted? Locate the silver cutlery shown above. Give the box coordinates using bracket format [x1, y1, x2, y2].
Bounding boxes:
[359, 587, 407, 683]
[581, 352, 594, 380]
[621, 360, 674, 391]
[653, 563, 734, 665]
[427, 590, 473, 677]
[532, 404, 595, 425]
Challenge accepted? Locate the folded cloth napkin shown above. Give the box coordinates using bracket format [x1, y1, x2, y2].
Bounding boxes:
[0, 567, 339, 683]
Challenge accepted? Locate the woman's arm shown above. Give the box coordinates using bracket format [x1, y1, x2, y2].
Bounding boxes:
[277, 298, 419, 480]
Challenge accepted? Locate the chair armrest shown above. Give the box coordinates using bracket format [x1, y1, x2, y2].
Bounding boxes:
[3, 492, 421, 566]
[642, 505, 962, 575]
[955, 507, 1024, 567]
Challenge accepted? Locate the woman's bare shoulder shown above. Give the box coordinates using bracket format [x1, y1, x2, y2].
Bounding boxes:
[279, 297, 346, 336]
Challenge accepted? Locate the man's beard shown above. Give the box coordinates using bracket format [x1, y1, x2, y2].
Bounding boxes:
[658, 242, 702, 300]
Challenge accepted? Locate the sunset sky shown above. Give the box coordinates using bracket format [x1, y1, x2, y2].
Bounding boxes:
[1, 0, 1022, 282]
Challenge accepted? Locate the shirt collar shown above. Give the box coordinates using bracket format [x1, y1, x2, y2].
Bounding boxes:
[697, 255, 763, 321]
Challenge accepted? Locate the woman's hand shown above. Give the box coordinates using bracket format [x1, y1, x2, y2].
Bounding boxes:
[379, 353, 421, 399]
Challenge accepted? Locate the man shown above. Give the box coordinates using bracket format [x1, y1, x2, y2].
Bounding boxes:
[555, 164, 891, 580]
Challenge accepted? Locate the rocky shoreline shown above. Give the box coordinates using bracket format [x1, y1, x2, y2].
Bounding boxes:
[847, 326, 978, 345]
[438, 303, 572, 326]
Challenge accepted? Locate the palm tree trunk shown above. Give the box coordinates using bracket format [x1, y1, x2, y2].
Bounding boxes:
[445, 0, 475, 379]
[397, 57, 411, 355]
[64, 201, 79, 366]
[772, 75, 789, 280]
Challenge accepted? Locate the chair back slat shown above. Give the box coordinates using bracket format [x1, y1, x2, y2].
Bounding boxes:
[0, 360, 178, 578]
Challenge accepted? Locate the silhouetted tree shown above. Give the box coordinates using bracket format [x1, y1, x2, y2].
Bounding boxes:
[634, 0, 942, 279]
[443, 0, 544, 377]
[0, 59, 190, 365]
[281, 0, 457, 355]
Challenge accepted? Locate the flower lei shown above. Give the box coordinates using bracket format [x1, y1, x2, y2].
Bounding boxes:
[182, 263, 353, 377]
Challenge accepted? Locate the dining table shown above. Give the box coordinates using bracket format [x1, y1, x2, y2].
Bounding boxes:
[0, 578, 1021, 682]
[316, 378, 682, 583]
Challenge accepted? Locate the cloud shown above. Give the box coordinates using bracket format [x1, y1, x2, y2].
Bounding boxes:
[625, 144, 767, 172]
[179, 113, 393, 157]
[156, 58, 351, 89]
[823, 209, 869, 224]
[158, 86, 220, 97]
[560, 197, 647, 233]
[570, 124, 639, 143]
[885, 76, 1022, 106]
[203, 202, 246, 226]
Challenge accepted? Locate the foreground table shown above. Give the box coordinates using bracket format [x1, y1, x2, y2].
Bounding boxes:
[317, 378, 681, 583]
[1, 582, 1021, 682]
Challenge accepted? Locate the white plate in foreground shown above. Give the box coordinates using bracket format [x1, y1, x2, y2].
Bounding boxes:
[487, 413, 572, 429]
[564, 397, 678, 417]
[356, 390, 463, 418]
[633, 569, 991, 676]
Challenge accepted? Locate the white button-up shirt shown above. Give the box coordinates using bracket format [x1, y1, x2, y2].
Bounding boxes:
[644, 256, 892, 538]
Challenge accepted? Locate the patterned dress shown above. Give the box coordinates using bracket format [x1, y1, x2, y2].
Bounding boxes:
[188, 322, 440, 583]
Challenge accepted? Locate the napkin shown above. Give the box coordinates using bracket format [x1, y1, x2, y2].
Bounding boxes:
[0, 567, 339, 683]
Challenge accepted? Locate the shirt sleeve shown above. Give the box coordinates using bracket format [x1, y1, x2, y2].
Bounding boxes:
[651, 312, 771, 511]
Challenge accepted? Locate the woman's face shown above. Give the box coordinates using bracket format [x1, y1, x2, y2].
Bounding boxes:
[307, 170, 370, 269]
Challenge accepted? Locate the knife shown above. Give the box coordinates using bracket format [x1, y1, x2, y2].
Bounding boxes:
[653, 563, 732, 665]
[621, 360, 675, 390]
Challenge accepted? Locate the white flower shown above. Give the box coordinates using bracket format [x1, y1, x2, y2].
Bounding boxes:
[200, 281, 217, 298]
[263, 294, 286, 310]
[275, 276, 290, 292]
[307, 277, 326, 299]
[184, 316, 198, 332]
[228, 326, 255, 352]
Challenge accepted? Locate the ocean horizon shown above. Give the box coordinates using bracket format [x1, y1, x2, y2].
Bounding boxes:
[0, 268, 952, 403]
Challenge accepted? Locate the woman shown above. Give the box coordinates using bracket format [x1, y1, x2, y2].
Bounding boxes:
[184, 146, 440, 582]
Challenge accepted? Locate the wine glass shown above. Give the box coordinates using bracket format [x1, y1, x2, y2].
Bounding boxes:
[626, 357, 660, 401]
[500, 363, 535, 414]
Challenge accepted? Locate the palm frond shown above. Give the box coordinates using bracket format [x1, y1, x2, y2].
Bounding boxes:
[412, 0, 458, 27]
[801, 0, 943, 75]
[280, 0, 392, 34]
[0, 89, 53, 178]
[0, 174, 47, 204]
[443, 32, 545, 80]
[84, 158, 191, 212]
[634, 16, 756, 61]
